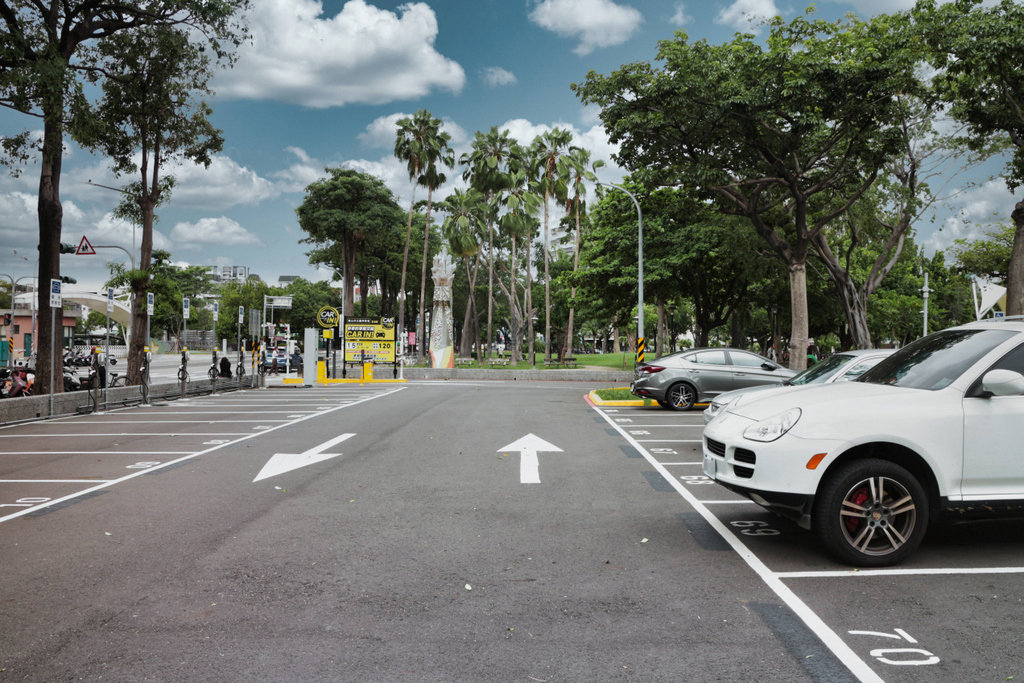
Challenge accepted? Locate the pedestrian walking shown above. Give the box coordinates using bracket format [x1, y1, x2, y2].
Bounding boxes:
[270, 348, 279, 375]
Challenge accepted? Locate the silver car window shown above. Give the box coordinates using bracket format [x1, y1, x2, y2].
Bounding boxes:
[839, 356, 886, 381]
[693, 350, 727, 366]
[729, 352, 768, 368]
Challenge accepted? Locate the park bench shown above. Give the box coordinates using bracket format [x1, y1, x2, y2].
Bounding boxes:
[563, 357, 578, 368]
[455, 357, 474, 367]
[488, 357, 510, 367]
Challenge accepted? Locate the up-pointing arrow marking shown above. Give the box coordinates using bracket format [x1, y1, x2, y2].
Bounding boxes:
[253, 433, 355, 482]
[497, 433, 563, 484]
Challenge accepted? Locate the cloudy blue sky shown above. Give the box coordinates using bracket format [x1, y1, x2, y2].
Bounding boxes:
[1, 0, 1015, 290]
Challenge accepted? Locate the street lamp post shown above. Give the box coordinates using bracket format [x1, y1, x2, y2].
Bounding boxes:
[599, 182, 644, 365]
[921, 272, 932, 338]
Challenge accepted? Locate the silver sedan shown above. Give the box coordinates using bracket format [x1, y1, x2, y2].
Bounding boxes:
[702, 348, 896, 423]
[630, 348, 797, 411]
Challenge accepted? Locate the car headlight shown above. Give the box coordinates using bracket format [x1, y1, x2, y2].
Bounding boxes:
[743, 408, 801, 442]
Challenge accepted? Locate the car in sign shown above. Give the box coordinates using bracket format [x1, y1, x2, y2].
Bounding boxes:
[701, 319, 1024, 566]
[630, 348, 797, 411]
[703, 348, 895, 424]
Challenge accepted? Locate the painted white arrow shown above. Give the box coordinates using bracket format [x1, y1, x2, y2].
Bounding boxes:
[497, 433, 563, 484]
[253, 433, 355, 482]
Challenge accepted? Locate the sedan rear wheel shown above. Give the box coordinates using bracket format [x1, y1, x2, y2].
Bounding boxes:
[813, 458, 928, 567]
[666, 382, 696, 411]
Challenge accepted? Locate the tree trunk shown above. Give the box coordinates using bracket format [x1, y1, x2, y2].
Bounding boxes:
[543, 191, 551, 362]
[656, 301, 666, 359]
[460, 257, 475, 358]
[35, 116, 64, 396]
[1006, 201, 1024, 317]
[418, 185, 434, 365]
[788, 262, 809, 371]
[342, 233, 356, 317]
[127, 197, 157, 385]
[486, 195, 494, 361]
[563, 202, 582, 362]
[526, 234, 535, 365]
[398, 186, 416, 358]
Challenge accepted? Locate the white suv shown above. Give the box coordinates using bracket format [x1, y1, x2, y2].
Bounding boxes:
[702, 319, 1024, 566]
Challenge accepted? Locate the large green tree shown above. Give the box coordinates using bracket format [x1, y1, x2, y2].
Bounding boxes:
[530, 128, 572, 362]
[83, 26, 222, 385]
[915, 0, 1024, 315]
[0, 0, 248, 394]
[297, 169, 404, 317]
[460, 127, 520, 360]
[574, 12, 921, 368]
[556, 148, 603, 360]
[439, 188, 486, 358]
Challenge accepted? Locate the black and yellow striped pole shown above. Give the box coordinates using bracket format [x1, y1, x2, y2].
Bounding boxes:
[599, 181, 644, 367]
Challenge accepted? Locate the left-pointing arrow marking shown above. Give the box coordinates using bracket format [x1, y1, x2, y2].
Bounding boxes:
[253, 433, 355, 482]
[497, 433, 563, 484]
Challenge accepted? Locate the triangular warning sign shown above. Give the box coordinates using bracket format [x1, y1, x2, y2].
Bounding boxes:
[76, 235, 96, 256]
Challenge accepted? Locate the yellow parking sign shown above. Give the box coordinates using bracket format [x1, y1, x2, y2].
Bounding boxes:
[344, 317, 396, 363]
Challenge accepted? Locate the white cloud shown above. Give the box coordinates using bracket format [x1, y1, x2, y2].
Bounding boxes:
[270, 147, 331, 193]
[170, 217, 265, 249]
[357, 112, 468, 149]
[166, 156, 279, 210]
[715, 0, 779, 33]
[92, 213, 172, 253]
[0, 192, 41, 251]
[529, 0, 643, 56]
[482, 67, 518, 88]
[925, 179, 1018, 255]
[671, 3, 691, 24]
[215, 0, 466, 108]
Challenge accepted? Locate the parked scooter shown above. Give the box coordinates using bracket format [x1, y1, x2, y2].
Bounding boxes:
[0, 366, 33, 398]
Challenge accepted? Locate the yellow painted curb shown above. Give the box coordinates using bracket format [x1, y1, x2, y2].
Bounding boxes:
[588, 390, 648, 406]
[282, 378, 304, 385]
[588, 389, 709, 408]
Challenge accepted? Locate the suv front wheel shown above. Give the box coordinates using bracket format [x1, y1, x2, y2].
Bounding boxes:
[812, 458, 929, 567]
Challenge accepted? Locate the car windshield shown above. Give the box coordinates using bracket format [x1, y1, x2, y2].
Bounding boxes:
[858, 329, 1016, 390]
[788, 354, 853, 385]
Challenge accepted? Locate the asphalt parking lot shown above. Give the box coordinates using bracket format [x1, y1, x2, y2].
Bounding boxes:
[593, 400, 1024, 682]
[0, 381, 1021, 682]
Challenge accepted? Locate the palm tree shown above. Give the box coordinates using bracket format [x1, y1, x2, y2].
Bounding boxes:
[557, 148, 604, 360]
[440, 188, 486, 359]
[498, 164, 541, 364]
[394, 110, 454, 364]
[460, 127, 517, 361]
[530, 128, 573, 363]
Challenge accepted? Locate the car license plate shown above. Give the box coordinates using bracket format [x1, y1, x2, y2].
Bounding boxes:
[702, 453, 716, 479]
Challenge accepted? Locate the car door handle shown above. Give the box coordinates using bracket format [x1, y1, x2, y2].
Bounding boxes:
[735, 373, 746, 376]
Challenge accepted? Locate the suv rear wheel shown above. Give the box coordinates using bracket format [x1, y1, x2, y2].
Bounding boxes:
[813, 458, 928, 567]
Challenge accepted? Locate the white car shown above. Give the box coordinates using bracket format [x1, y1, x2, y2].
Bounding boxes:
[703, 349, 895, 424]
[701, 320, 1024, 566]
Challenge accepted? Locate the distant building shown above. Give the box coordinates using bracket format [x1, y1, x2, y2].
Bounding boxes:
[202, 265, 258, 284]
[278, 275, 299, 286]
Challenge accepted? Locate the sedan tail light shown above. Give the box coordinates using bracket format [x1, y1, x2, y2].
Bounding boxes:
[638, 365, 666, 374]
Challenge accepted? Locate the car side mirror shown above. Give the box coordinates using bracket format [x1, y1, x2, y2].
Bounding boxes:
[981, 369, 1024, 397]
[761, 362, 776, 371]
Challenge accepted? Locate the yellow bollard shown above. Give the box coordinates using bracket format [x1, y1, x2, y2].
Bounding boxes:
[317, 360, 326, 383]
[362, 361, 373, 385]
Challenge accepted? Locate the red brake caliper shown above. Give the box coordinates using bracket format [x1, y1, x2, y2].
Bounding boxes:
[845, 487, 870, 535]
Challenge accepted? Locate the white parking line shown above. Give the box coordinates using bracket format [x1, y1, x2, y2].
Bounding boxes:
[591, 400, 885, 683]
[0, 433, 261, 437]
[778, 567, 1024, 578]
[71, 420, 294, 423]
[635, 439, 703, 443]
[0, 479, 115, 483]
[6, 451, 194, 455]
[0, 386, 407, 524]
[698, 499, 757, 504]
[661, 462, 703, 465]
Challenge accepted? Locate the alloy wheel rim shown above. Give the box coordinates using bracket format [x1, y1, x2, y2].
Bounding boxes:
[839, 475, 917, 556]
